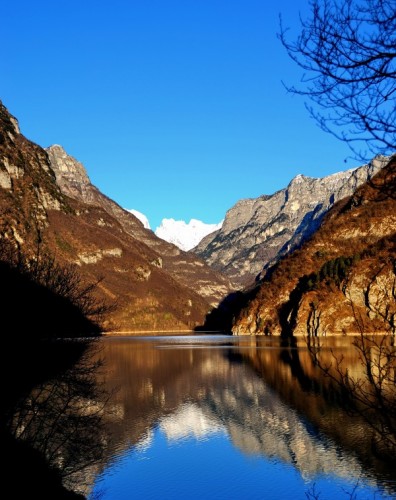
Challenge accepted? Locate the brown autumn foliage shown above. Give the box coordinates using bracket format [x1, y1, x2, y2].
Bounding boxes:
[232, 156, 396, 336]
[0, 101, 232, 331]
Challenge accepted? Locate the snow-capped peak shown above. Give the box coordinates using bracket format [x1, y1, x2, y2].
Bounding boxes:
[126, 209, 151, 229]
[155, 218, 223, 251]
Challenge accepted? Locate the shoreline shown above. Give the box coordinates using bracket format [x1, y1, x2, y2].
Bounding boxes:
[101, 330, 392, 337]
[102, 330, 226, 336]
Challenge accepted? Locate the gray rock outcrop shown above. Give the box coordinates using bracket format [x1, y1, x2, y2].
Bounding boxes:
[193, 156, 388, 284]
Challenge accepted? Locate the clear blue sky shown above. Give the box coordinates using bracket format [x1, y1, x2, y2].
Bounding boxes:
[2, 0, 357, 229]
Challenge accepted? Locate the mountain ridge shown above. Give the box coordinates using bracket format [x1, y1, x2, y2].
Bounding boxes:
[126, 209, 151, 229]
[46, 144, 234, 309]
[230, 156, 396, 335]
[194, 158, 388, 284]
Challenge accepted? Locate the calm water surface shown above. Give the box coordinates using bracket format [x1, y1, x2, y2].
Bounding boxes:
[86, 335, 396, 499]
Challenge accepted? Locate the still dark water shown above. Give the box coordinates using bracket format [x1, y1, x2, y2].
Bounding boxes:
[82, 335, 395, 499]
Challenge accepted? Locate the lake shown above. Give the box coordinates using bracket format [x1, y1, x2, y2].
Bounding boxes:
[79, 335, 395, 498]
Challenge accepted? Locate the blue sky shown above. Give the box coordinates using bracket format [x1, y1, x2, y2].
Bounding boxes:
[2, 0, 357, 229]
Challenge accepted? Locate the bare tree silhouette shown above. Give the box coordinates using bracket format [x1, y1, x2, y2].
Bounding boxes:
[8, 344, 111, 496]
[0, 238, 115, 336]
[280, 0, 396, 160]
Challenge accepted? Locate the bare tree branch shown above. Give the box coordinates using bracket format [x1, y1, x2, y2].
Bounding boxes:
[279, 0, 396, 160]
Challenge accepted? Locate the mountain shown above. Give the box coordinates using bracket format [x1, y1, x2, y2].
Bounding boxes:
[0, 101, 233, 331]
[126, 209, 151, 229]
[155, 218, 223, 251]
[230, 156, 396, 335]
[194, 158, 388, 285]
[46, 144, 233, 312]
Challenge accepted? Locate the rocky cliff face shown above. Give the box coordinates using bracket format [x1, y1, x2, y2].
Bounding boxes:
[0, 105, 66, 249]
[194, 158, 388, 284]
[231, 156, 396, 336]
[0, 101, 233, 331]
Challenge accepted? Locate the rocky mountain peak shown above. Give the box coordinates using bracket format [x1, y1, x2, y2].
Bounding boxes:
[8, 115, 20, 135]
[47, 144, 91, 187]
[231, 156, 396, 336]
[0, 103, 67, 248]
[289, 173, 307, 184]
[193, 156, 389, 285]
[46, 144, 101, 206]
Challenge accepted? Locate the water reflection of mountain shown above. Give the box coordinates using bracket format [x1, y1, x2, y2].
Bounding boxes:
[91, 337, 395, 494]
[234, 336, 395, 483]
[201, 366, 365, 481]
[159, 403, 226, 442]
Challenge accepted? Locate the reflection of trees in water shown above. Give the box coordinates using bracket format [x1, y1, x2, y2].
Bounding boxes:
[307, 332, 396, 462]
[8, 343, 109, 496]
[304, 267, 396, 462]
[0, 238, 112, 497]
